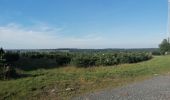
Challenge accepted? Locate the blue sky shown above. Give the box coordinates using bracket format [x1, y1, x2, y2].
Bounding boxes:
[0, 0, 168, 49]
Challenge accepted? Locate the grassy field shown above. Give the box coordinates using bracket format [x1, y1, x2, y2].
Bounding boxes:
[1, 56, 170, 100]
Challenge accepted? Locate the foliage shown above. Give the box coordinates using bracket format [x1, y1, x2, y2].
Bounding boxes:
[55, 54, 71, 66]
[20, 52, 72, 67]
[159, 39, 170, 54]
[4, 52, 20, 63]
[0, 48, 19, 80]
[72, 54, 97, 67]
[151, 51, 161, 55]
[16, 51, 153, 68]
[0, 48, 5, 67]
[71, 52, 152, 67]
[1, 49, 153, 70]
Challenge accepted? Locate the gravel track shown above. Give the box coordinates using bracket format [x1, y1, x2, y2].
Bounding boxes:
[73, 75, 170, 100]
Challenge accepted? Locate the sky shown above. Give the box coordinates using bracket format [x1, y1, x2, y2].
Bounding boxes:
[0, 0, 168, 49]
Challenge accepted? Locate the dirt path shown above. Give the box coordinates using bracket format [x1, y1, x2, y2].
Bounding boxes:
[73, 75, 170, 100]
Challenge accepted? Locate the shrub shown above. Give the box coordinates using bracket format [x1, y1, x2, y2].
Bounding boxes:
[55, 55, 71, 66]
[72, 52, 152, 67]
[152, 51, 161, 55]
[4, 52, 20, 63]
[18, 51, 152, 68]
[0, 49, 19, 80]
[0, 65, 17, 80]
[30, 53, 44, 59]
[72, 54, 97, 67]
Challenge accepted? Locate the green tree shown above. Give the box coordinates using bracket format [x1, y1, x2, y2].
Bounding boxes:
[0, 48, 5, 67]
[0, 48, 6, 79]
[159, 39, 170, 54]
[0, 48, 18, 80]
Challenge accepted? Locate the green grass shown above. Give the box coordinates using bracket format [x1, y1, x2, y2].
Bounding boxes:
[1, 56, 170, 100]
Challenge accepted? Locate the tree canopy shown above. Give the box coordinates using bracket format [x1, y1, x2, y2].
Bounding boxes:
[159, 39, 170, 54]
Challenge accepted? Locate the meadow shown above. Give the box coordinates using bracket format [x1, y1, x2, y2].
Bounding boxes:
[1, 54, 170, 100]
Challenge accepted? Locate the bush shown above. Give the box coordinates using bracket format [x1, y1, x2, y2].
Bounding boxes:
[98, 54, 115, 66]
[18, 51, 152, 68]
[0, 65, 17, 80]
[30, 53, 44, 59]
[72, 52, 152, 67]
[4, 52, 20, 62]
[55, 55, 71, 66]
[72, 54, 97, 67]
[152, 51, 161, 55]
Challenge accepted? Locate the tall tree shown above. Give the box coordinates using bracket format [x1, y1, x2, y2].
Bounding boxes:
[0, 48, 5, 66]
[159, 39, 170, 54]
[0, 48, 18, 80]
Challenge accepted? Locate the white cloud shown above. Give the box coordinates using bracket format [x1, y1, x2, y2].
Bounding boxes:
[0, 23, 109, 49]
[0, 23, 161, 49]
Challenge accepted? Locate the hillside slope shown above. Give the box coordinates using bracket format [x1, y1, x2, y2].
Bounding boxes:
[0, 56, 170, 100]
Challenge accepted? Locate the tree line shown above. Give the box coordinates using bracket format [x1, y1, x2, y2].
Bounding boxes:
[20, 51, 152, 67]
